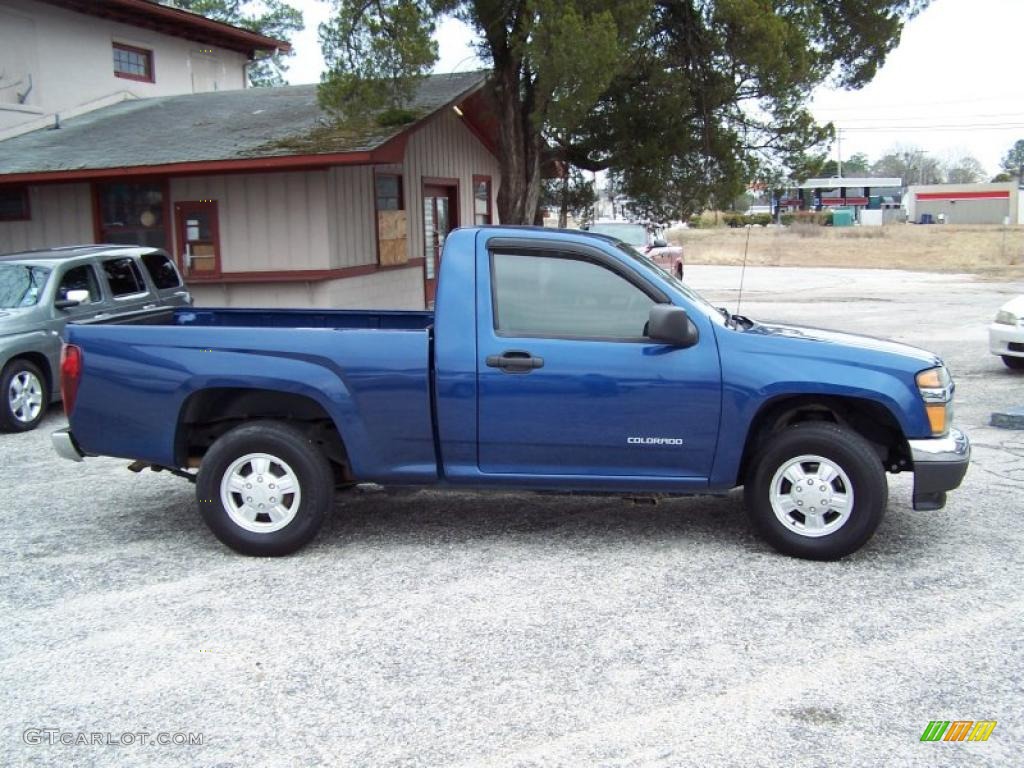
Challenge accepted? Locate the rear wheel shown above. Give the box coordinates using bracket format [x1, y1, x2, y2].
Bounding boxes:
[1, 359, 48, 432]
[1001, 355, 1024, 370]
[744, 422, 887, 560]
[674, 262, 684, 279]
[196, 421, 333, 556]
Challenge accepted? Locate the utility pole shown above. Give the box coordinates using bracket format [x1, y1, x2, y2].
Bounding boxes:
[836, 127, 843, 179]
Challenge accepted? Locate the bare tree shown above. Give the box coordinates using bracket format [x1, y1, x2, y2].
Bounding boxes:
[944, 154, 986, 184]
[871, 146, 943, 185]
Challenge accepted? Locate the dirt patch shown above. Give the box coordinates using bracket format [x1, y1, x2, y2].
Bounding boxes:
[669, 224, 1024, 277]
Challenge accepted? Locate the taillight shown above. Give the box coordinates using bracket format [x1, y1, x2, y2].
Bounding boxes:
[60, 343, 83, 415]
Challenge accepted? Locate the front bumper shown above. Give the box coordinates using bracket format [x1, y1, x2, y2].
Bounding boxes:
[908, 427, 970, 510]
[52, 427, 85, 462]
[989, 322, 1024, 357]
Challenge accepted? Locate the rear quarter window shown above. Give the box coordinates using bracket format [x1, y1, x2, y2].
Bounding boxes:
[102, 257, 147, 297]
[141, 252, 182, 289]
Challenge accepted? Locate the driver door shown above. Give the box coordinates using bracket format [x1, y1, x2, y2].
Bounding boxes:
[476, 245, 721, 479]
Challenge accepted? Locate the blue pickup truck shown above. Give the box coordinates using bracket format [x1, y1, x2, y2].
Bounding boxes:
[52, 227, 969, 560]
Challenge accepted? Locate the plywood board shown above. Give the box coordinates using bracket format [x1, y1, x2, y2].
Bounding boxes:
[379, 238, 407, 266]
[378, 210, 407, 241]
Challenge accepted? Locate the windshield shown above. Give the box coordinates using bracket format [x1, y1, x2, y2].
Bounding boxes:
[613, 244, 725, 326]
[0, 264, 51, 309]
[589, 222, 647, 246]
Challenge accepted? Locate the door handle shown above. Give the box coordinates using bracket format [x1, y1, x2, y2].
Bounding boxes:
[485, 350, 544, 373]
[143, 303, 157, 310]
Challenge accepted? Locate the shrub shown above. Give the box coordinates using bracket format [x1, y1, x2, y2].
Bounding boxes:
[790, 210, 833, 227]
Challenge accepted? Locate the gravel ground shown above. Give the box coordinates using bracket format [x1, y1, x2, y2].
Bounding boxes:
[2, 265, 1022, 767]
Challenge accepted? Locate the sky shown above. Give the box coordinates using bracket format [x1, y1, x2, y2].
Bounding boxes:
[284, 0, 1024, 178]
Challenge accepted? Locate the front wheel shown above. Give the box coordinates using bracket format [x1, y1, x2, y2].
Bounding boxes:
[196, 421, 334, 556]
[1002, 355, 1024, 370]
[1, 359, 48, 432]
[744, 423, 887, 560]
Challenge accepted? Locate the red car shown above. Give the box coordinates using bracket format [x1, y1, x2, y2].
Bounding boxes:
[586, 220, 684, 278]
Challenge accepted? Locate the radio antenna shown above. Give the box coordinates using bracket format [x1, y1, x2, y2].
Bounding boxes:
[736, 223, 752, 315]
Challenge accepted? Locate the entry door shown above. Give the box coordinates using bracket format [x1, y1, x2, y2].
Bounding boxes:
[175, 201, 221, 278]
[477, 248, 722, 479]
[423, 184, 457, 307]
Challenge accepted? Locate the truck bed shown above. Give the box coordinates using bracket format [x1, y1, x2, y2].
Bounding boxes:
[64, 305, 439, 481]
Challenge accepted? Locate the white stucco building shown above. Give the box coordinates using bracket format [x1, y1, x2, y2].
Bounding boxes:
[0, 0, 286, 138]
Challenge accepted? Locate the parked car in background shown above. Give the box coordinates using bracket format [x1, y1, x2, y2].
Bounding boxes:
[586, 220, 685, 278]
[989, 295, 1024, 370]
[0, 245, 191, 431]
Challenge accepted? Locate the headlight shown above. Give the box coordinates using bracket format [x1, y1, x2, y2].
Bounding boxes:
[995, 310, 1019, 326]
[916, 366, 953, 436]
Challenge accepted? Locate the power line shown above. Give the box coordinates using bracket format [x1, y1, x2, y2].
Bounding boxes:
[829, 111, 1024, 124]
[841, 124, 1024, 132]
[812, 93, 1024, 114]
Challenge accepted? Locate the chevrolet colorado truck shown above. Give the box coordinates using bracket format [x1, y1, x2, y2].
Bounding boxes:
[52, 227, 969, 560]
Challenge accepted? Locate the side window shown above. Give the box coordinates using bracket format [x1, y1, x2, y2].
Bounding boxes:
[56, 265, 102, 304]
[492, 252, 656, 339]
[473, 176, 492, 225]
[102, 257, 147, 297]
[141, 251, 182, 289]
[375, 173, 407, 266]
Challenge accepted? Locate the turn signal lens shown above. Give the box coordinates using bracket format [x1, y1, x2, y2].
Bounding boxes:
[60, 343, 83, 416]
[917, 366, 953, 436]
[925, 403, 949, 436]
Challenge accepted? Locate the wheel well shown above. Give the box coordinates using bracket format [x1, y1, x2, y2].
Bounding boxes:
[737, 395, 911, 485]
[5, 352, 53, 397]
[176, 388, 352, 481]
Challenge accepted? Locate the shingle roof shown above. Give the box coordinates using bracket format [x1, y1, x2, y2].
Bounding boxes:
[0, 71, 487, 177]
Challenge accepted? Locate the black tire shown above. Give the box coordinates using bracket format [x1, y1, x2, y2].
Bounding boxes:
[744, 422, 887, 560]
[0, 359, 49, 432]
[196, 420, 334, 556]
[1002, 355, 1024, 370]
[674, 263, 684, 279]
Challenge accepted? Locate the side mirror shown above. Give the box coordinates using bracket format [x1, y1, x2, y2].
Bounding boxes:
[647, 305, 698, 347]
[55, 289, 90, 310]
[652, 237, 669, 248]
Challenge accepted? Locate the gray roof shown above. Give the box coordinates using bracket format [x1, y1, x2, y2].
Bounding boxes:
[0, 71, 487, 177]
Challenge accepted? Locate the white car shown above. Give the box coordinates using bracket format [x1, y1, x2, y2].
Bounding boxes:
[989, 296, 1024, 370]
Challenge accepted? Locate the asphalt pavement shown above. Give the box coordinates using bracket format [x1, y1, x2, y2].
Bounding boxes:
[1, 265, 1021, 767]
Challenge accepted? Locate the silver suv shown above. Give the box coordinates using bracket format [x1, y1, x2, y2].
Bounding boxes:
[0, 245, 191, 432]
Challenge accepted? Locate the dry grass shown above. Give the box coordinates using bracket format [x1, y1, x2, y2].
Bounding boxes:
[667, 224, 1024, 278]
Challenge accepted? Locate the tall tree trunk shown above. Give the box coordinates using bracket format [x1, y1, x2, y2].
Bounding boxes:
[490, 63, 543, 225]
[558, 169, 569, 228]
